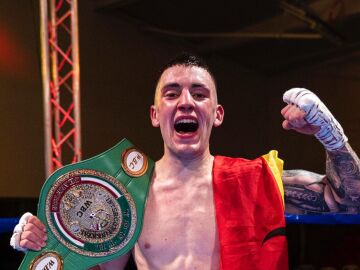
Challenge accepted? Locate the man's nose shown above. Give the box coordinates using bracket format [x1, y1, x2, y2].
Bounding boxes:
[178, 89, 194, 111]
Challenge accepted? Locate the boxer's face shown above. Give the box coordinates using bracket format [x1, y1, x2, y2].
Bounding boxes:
[151, 65, 224, 159]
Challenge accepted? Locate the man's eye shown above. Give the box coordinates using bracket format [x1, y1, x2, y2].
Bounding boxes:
[192, 93, 206, 99]
[165, 92, 178, 98]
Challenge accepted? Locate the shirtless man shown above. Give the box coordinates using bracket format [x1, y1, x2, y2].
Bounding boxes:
[11, 54, 360, 269]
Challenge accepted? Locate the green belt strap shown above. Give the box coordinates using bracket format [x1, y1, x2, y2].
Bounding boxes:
[19, 138, 154, 270]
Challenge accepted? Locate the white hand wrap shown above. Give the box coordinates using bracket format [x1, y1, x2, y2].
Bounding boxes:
[10, 212, 33, 252]
[283, 88, 348, 151]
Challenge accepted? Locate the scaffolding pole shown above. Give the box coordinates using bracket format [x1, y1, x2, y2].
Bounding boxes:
[39, 0, 81, 177]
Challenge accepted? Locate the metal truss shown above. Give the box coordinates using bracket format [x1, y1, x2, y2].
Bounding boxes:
[40, 0, 81, 177]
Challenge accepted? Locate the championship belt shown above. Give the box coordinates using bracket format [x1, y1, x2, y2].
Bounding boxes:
[19, 139, 154, 270]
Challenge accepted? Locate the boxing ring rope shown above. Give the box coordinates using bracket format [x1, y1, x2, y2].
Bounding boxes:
[0, 218, 20, 233]
[285, 214, 360, 224]
[1, 214, 360, 234]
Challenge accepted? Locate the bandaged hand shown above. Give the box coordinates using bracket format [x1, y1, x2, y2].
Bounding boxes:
[282, 88, 347, 151]
[10, 212, 47, 252]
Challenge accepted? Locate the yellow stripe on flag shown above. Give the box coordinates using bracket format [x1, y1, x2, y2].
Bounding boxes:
[262, 150, 285, 207]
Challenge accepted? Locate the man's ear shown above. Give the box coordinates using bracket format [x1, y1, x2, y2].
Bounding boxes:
[150, 105, 160, 127]
[214, 104, 224, 127]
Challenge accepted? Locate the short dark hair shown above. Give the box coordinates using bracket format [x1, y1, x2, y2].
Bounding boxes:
[158, 52, 216, 85]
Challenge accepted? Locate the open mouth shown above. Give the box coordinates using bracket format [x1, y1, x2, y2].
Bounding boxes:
[174, 119, 199, 133]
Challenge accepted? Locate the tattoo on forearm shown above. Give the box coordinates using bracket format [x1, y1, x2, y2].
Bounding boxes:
[326, 143, 360, 205]
[284, 184, 330, 213]
[283, 144, 360, 214]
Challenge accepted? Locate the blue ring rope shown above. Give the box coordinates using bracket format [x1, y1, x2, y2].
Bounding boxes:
[0, 218, 20, 233]
[285, 213, 360, 224]
[1, 214, 360, 233]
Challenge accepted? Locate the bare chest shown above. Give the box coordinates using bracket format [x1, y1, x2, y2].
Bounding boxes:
[134, 177, 220, 269]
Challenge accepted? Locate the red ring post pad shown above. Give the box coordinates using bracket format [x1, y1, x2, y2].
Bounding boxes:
[18, 138, 154, 270]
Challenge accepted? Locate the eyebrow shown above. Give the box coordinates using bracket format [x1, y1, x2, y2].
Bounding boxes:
[192, 83, 206, 88]
[162, 82, 207, 89]
[163, 83, 180, 89]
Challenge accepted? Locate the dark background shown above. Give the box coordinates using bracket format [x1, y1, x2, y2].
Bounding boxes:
[1, 0, 360, 269]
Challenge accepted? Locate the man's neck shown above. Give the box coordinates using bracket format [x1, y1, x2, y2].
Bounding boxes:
[155, 148, 214, 182]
